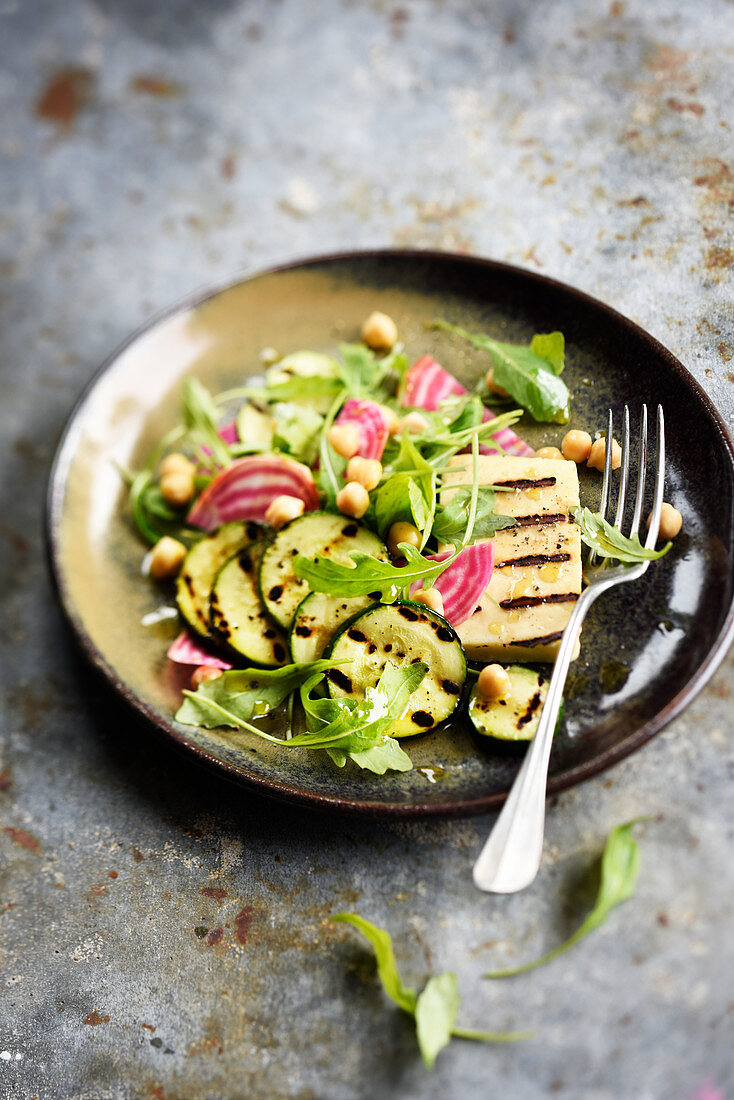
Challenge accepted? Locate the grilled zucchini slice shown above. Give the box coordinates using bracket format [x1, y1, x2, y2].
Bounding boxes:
[325, 600, 466, 738]
[259, 512, 387, 630]
[289, 592, 373, 663]
[468, 665, 549, 751]
[176, 521, 261, 638]
[210, 541, 289, 667]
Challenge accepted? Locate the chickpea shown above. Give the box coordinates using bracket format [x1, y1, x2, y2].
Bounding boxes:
[400, 411, 430, 435]
[485, 367, 509, 398]
[346, 456, 382, 492]
[476, 663, 512, 701]
[388, 521, 421, 556]
[160, 470, 194, 508]
[265, 494, 305, 529]
[648, 501, 682, 540]
[361, 310, 398, 351]
[191, 665, 223, 689]
[149, 536, 186, 581]
[328, 424, 361, 459]
[378, 404, 401, 436]
[587, 437, 622, 472]
[336, 481, 370, 519]
[158, 452, 195, 479]
[535, 446, 564, 460]
[412, 587, 445, 615]
[562, 429, 593, 464]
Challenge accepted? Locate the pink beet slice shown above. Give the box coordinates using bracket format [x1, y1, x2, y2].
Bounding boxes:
[335, 399, 391, 461]
[410, 543, 495, 627]
[187, 454, 320, 530]
[167, 631, 233, 669]
[402, 355, 534, 457]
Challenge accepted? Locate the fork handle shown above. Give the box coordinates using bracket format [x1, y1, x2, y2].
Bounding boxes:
[472, 586, 600, 893]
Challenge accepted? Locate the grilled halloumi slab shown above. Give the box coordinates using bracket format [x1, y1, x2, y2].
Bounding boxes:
[441, 455, 582, 662]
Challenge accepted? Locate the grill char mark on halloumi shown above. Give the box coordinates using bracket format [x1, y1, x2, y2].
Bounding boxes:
[441, 455, 583, 663]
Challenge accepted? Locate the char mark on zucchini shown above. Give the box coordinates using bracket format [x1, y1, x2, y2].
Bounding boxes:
[517, 690, 543, 728]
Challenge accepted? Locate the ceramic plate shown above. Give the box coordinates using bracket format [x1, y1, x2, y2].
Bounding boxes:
[46, 251, 734, 816]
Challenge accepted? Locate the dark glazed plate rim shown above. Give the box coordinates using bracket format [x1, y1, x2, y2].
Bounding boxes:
[46, 248, 734, 817]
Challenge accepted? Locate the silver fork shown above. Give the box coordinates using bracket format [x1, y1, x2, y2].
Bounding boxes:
[472, 405, 665, 894]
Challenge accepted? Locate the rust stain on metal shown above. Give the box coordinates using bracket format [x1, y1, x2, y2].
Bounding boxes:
[35, 67, 95, 129]
[0, 768, 13, 792]
[200, 886, 228, 901]
[718, 342, 733, 363]
[83, 1011, 110, 1026]
[666, 97, 704, 115]
[694, 159, 734, 207]
[132, 847, 144, 862]
[108, 870, 119, 879]
[234, 905, 254, 945]
[705, 246, 734, 270]
[2, 825, 40, 851]
[130, 75, 184, 97]
[142, 1023, 156, 1032]
[618, 196, 651, 207]
[188, 1029, 224, 1057]
[221, 156, 236, 179]
[148, 1087, 165, 1100]
[205, 927, 224, 946]
[89, 883, 107, 896]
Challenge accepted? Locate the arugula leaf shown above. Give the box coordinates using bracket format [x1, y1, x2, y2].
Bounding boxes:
[530, 331, 565, 375]
[485, 820, 644, 978]
[337, 342, 376, 397]
[264, 376, 343, 403]
[182, 378, 232, 467]
[374, 433, 436, 545]
[272, 402, 324, 465]
[294, 542, 460, 603]
[433, 486, 515, 545]
[332, 914, 529, 1066]
[332, 914, 417, 1012]
[176, 659, 343, 729]
[415, 973, 460, 1068]
[179, 662, 422, 774]
[301, 662, 424, 773]
[436, 321, 570, 424]
[572, 507, 671, 563]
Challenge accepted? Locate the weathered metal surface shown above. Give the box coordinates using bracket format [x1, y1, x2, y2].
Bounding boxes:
[1, 1, 733, 1097]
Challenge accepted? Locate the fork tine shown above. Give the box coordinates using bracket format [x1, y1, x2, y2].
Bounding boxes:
[589, 409, 614, 567]
[644, 405, 665, 549]
[629, 404, 648, 538]
[598, 408, 614, 520]
[613, 406, 630, 527]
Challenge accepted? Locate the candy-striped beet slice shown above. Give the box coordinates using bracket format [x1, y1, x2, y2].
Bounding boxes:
[167, 631, 233, 669]
[410, 543, 495, 627]
[402, 355, 534, 458]
[335, 399, 391, 461]
[187, 455, 320, 530]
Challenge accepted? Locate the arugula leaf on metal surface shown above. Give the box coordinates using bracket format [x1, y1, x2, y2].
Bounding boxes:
[485, 820, 646, 978]
[332, 914, 529, 1066]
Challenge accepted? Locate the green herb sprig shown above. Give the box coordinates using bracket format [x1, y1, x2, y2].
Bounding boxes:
[332, 914, 529, 1067]
[573, 507, 671, 564]
[435, 320, 570, 424]
[485, 820, 645, 978]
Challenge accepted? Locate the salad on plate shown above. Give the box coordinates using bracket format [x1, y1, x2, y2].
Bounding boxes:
[125, 310, 679, 777]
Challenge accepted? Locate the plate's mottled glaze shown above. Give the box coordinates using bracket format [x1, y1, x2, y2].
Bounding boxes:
[46, 251, 734, 816]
